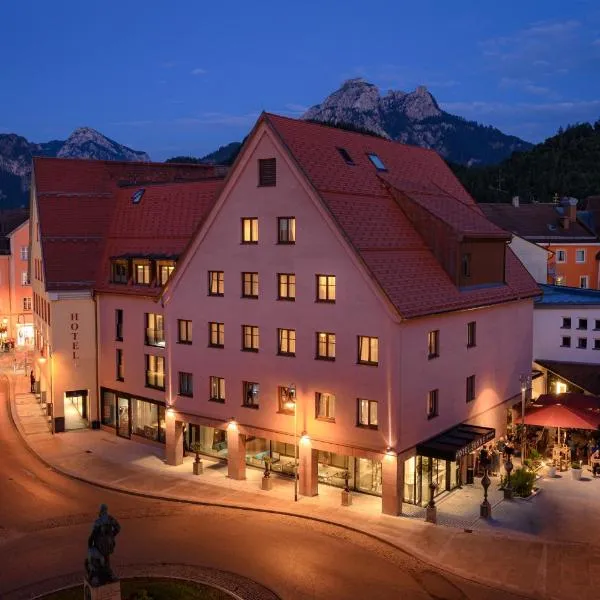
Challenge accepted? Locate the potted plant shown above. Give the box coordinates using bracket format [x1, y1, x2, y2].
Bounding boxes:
[262, 456, 273, 490]
[571, 461, 582, 480]
[191, 442, 204, 475]
[340, 470, 352, 506]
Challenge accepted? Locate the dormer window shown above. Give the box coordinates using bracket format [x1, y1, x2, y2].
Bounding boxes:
[157, 261, 175, 286]
[367, 153, 387, 171]
[112, 260, 128, 284]
[133, 261, 151, 285]
[462, 254, 471, 278]
[337, 147, 355, 165]
[258, 158, 276, 187]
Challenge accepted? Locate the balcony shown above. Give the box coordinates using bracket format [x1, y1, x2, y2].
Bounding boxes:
[145, 328, 165, 348]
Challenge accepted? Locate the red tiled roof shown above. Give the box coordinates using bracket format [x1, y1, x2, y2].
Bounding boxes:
[265, 114, 539, 318]
[479, 203, 596, 241]
[34, 158, 223, 291]
[96, 179, 223, 295]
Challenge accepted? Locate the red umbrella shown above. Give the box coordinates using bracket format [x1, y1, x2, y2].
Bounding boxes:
[524, 403, 600, 430]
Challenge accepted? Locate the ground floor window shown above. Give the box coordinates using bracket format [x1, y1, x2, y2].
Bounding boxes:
[185, 424, 227, 458]
[101, 388, 165, 443]
[403, 455, 459, 506]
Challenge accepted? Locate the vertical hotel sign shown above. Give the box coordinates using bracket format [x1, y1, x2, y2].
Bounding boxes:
[71, 313, 80, 360]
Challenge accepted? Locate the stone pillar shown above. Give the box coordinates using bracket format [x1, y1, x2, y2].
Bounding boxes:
[227, 428, 246, 480]
[382, 453, 404, 516]
[299, 442, 318, 497]
[166, 414, 184, 466]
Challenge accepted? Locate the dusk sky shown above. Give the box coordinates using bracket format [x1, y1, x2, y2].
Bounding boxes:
[1, 0, 599, 160]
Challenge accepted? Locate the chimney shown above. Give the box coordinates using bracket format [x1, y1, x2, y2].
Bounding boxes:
[560, 197, 578, 226]
[512, 196, 520, 208]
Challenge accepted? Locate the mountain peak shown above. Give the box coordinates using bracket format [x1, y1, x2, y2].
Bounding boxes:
[57, 127, 150, 161]
[302, 79, 531, 164]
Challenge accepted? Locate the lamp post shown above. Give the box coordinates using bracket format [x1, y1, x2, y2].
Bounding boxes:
[284, 383, 298, 502]
[520, 373, 531, 465]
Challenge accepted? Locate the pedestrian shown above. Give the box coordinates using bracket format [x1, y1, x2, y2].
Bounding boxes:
[30, 369, 35, 393]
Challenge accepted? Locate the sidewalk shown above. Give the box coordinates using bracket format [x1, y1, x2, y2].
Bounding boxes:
[8, 375, 599, 600]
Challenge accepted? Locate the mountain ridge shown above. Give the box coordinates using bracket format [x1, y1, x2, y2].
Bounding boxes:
[302, 78, 533, 165]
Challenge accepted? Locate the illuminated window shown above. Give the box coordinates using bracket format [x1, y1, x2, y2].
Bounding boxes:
[178, 319, 192, 344]
[316, 274, 336, 302]
[316, 331, 335, 360]
[209, 322, 224, 348]
[316, 392, 335, 420]
[243, 381, 260, 408]
[555, 381, 568, 394]
[278, 217, 296, 244]
[21, 271, 30, 286]
[242, 272, 259, 298]
[208, 271, 224, 296]
[134, 262, 151, 285]
[277, 328, 296, 356]
[428, 330, 439, 359]
[23, 297, 32, 311]
[209, 376, 225, 402]
[242, 325, 259, 352]
[145, 313, 165, 347]
[357, 398, 378, 428]
[358, 336, 379, 365]
[158, 263, 175, 286]
[241, 218, 259, 243]
[145, 355, 165, 390]
[278, 273, 296, 300]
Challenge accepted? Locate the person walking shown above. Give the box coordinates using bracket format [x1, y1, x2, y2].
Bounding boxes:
[30, 370, 35, 393]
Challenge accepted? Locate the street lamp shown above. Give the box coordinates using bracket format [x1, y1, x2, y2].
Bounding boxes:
[284, 383, 298, 502]
[520, 373, 531, 464]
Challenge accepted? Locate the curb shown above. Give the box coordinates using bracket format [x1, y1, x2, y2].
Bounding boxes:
[4, 374, 541, 600]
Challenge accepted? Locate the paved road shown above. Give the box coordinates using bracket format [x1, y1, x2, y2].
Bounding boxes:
[0, 379, 531, 600]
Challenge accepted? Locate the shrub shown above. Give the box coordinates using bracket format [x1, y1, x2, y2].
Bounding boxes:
[511, 467, 536, 497]
[529, 449, 541, 461]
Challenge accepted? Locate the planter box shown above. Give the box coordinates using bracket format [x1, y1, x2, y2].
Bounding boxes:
[547, 466, 557, 478]
[341, 490, 352, 506]
[193, 460, 204, 475]
[261, 476, 273, 491]
[571, 468, 582, 481]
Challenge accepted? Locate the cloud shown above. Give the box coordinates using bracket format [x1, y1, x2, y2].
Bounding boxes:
[523, 20, 581, 36]
[191, 68, 207, 75]
[499, 77, 552, 96]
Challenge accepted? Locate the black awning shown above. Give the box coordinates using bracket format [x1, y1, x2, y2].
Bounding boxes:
[416, 424, 495, 462]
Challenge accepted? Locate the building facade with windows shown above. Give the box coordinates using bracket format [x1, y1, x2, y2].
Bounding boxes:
[481, 198, 600, 288]
[162, 114, 539, 514]
[0, 218, 33, 346]
[30, 157, 224, 432]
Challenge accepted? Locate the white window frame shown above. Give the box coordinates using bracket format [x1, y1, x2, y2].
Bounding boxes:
[555, 249, 566, 263]
[575, 249, 586, 263]
[580, 276, 589, 289]
[20, 246, 29, 261]
[21, 271, 30, 286]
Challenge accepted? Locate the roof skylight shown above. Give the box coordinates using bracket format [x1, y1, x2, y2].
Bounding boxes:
[131, 189, 145, 204]
[367, 153, 387, 171]
[337, 147, 355, 165]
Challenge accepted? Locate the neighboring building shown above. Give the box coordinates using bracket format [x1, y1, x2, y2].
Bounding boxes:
[30, 158, 224, 432]
[0, 216, 33, 347]
[508, 235, 550, 284]
[162, 114, 539, 514]
[480, 197, 600, 288]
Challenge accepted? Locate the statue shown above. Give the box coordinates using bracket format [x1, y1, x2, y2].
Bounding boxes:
[85, 504, 121, 587]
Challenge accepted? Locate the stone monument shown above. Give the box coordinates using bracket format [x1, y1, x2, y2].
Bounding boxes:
[83, 504, 121, 600]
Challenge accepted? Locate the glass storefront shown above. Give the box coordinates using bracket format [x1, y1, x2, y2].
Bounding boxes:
[101, 388, 165, 443]
[403, 455, 460, 506]
[184, 426, 383, 496]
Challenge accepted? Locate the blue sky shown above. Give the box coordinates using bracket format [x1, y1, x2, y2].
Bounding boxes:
[1, 0, 599, 160]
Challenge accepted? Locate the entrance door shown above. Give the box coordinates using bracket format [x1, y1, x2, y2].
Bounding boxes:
[64, 390, 88, 430]
[117, 396, 131, 438]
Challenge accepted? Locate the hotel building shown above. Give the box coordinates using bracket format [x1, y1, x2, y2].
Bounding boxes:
[33, 116, 539, 513]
